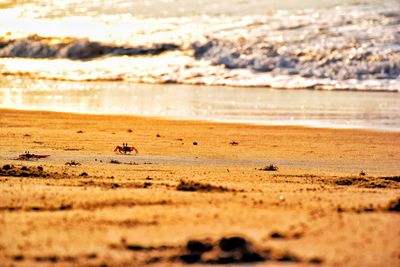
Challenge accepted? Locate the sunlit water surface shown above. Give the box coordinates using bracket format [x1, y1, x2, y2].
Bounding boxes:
[0, 0, 399, 90]
[1, 77, 399, 131]
[0, 0, 399, 130]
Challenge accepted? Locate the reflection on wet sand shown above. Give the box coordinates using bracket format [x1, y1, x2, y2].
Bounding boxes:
[0, 77, 399, 130]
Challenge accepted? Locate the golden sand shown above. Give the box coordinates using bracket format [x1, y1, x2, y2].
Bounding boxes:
[0, 109, 399, 266]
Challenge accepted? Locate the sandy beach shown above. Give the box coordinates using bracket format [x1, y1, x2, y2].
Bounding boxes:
[0, 108, 399, 266]
[1, 1, 399, 266]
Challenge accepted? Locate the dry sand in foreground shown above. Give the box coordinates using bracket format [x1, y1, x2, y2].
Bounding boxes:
[0, 109, 399, 267]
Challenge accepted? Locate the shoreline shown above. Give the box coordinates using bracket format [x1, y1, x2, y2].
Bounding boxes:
[1, 106, 400, 133]
[2, 106, 400, 132]
[2, 75, 399, 132]
[1, 73, 400, 93]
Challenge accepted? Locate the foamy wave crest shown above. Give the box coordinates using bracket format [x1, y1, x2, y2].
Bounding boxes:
[193, 37, 400, 81]
[0, 36, 179, 60]
[0, 1, 399, 91]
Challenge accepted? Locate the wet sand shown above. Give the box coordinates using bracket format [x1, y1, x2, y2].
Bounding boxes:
[2, 77, 400, 131]
[0, 108, 399, 266]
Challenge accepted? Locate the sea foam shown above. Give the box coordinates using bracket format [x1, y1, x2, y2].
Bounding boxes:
[0, 1, 399, 91]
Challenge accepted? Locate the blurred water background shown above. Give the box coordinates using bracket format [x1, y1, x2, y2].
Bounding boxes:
[0, 0, 399, 129]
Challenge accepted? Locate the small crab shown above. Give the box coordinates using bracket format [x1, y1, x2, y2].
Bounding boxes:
[114, 143, 138, 154]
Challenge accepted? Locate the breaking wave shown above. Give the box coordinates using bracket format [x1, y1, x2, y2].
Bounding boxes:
[193, 38, 400, 81]
[0, 0, 399, 91]
[0, 35, 179, 60]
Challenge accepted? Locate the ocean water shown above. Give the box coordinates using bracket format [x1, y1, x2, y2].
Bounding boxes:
[1, 76, 399, 130]
[0, 0, 399, 129]
[1, 0, 399, 90]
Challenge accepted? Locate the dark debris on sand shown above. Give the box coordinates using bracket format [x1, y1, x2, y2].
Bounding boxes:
[1, 203, 73, 212]
[176, 236, 265, 264]
[0, 164, 95, 181]
[65, 160, 81, 166]
[334, 176, 400, 189]
[386, 197, 400, 212]
[111, 235, 322, 265]
[259, 164, 279, 171]
[1, 164, 47, 178]
[176, 180, 232, 192]
[270, 232, 286, 239]
[335, 177, 368, 186]
[270, 231, 303, 240]
[176, 236, 313, 265]
[380, 176, 400, 182]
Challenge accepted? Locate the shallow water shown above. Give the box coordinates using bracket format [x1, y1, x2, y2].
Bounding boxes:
[1, 77, 399, 130]
[1, 0, 399, 130]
